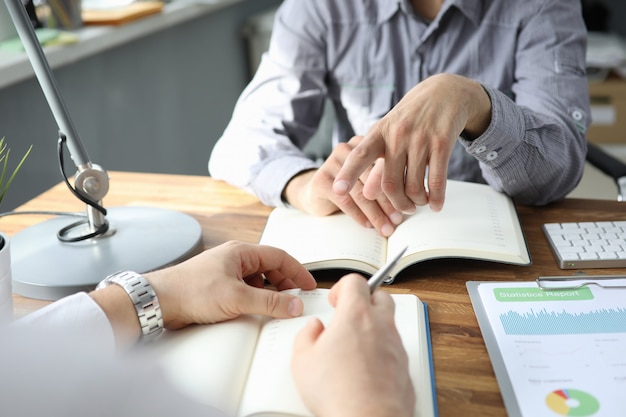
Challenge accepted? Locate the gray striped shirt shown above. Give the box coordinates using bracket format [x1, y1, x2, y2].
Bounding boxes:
[210, 0, 590, 207]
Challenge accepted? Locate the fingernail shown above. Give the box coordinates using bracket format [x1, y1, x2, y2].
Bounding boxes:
[333, 180, 349, 194]
[381, 223, 394, 237]
[390, 211, 403, 225]
[403, 205, 416, 215]
[288, 298, 303, 317]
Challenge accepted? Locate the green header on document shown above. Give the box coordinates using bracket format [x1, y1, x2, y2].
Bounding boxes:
[493, 287, 594, 302]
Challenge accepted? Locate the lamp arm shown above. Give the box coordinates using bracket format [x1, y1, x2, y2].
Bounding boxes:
[3, 1, 203, 301]
[4, 0, 109, 229]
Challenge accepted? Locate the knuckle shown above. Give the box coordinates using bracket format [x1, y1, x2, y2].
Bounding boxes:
[430, 134, 452, 152]
[404, 183, 422, 200]
[312, 167, 334, 185]
[381, 179, 400, 195]
[428, 176, 446, 192]
[265, 291, 283, 314]
[222, 240, 242, 249]
[348, 143, 372, 163]
[389, 120, 411, 140]
[334, 142, 352, 154]
[336, 193, 356, 208]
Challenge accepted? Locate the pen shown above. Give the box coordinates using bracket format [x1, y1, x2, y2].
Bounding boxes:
[367, 246, 408, 293]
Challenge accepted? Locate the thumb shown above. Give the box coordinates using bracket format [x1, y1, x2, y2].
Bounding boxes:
[293, 317, 324, 353]
[362, 158, 385, 200]
[238, 286, 305, 319]
[334, 129, 385, 195]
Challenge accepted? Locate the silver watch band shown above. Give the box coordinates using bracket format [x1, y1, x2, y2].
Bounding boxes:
[96, 270, 164, 342]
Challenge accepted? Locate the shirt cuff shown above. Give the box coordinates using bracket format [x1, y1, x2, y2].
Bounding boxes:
[253, 155, 320, 207]
[460, 84, 525, 167]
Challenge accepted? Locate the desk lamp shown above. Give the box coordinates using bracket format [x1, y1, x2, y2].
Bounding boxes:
[4, 0, 203, 300]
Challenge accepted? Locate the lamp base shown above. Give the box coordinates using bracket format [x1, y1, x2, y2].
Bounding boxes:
[11, 206, 203, 300]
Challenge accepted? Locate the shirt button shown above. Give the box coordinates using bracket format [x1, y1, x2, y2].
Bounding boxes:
[572, 110, 583, 121]
[475, 145, 487, 154]
[486, 151, 498, 161]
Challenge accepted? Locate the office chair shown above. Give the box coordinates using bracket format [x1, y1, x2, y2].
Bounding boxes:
[586, 141, 626, 201]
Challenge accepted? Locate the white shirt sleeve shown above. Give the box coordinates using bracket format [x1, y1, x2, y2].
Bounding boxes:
[1, 293, 221, 417]
[14, 292, 116, 355]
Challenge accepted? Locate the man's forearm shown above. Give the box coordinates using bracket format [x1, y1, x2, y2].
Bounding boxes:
[89, 285, 141, 348]
[283, 169, 317, 210]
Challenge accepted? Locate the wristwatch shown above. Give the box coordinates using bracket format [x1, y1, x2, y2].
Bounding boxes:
[96, 270, 164, 342]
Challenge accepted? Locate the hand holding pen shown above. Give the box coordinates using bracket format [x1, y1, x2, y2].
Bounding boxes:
[367, 246, 408, 293]
[293, 243, 415, 417]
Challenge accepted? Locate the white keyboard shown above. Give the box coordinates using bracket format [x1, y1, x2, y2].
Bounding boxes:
[543, 221, 626, 269]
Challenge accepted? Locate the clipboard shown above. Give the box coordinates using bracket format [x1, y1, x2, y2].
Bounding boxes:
[536, 275, 626, 290]
[467, 279, 626, 417]
[467, 281, 521, 417]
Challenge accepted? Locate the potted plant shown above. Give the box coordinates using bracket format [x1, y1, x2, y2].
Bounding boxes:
[0, 137, 32, 323]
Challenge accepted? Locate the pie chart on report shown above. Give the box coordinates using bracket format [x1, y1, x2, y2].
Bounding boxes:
[545, 389, 600, 416]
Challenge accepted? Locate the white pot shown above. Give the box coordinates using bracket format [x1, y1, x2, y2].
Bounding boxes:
[0, 232, 13, 324]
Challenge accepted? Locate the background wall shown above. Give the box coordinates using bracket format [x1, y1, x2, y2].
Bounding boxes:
[584, 0, 626, 36]
[0, 0, 281, 210]
[6, 1, 626, 211]
[606, 1, 626, 37]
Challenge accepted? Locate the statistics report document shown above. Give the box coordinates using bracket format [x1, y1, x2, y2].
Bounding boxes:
[467, 281, 626, 417]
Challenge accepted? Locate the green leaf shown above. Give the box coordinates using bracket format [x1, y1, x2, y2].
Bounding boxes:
[0, 137, 32, 207]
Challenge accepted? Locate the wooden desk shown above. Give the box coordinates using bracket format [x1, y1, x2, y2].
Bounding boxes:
[6, 171, 626, 417]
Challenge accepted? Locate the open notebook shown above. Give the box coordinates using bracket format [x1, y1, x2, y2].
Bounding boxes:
[154, 288, 438, 417]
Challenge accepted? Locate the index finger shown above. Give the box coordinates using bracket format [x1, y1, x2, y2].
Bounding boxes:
[236, 243, 317, 291]
[333, 129, 386, 196]
[328, 274, 396, 320]
[327, 274, 373, 313]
